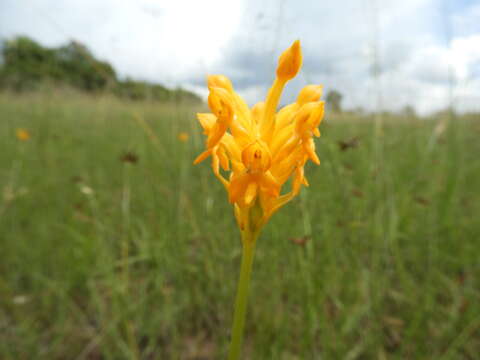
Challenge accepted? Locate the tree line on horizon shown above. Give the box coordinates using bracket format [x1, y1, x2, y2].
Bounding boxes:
[0, 36, 202, 103]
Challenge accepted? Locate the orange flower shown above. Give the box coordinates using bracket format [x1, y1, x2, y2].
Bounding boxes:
[194, 40, 324, 233]
[16, 129, 31, 141]
[178, 132, 189, 142]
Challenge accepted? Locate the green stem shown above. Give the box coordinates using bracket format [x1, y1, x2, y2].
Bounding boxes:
[227, 230, 258, 360]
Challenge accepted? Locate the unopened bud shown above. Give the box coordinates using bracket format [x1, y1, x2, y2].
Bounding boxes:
[276, 40, 302, 81]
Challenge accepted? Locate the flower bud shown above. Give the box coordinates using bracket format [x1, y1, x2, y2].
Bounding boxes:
[296, 85, 323, 105]
[207, 87, 234, 123]
[251, 101, 265, 124]
[207, 75, 234, 93]
[276, 40, 302, 81]
[295, 102, 325, 136]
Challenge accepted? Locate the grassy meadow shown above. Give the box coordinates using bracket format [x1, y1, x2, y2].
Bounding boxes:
[0, 91, 479, 359]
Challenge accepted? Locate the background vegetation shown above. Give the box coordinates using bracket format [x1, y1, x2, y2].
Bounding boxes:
[0, 36, 201, 103]
[0, 90, 479, 359]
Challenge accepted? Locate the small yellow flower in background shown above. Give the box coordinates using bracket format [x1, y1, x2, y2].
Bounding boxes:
[194, 40, 325, 360]
[194, 40, 324, 234]
[178, 132, 189, 142]
[16, 129, 31, 141]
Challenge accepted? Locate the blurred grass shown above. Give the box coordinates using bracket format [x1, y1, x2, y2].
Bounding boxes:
[0, 91, 479, 359]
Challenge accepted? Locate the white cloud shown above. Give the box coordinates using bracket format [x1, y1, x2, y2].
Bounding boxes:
[1, 0, 479, 114]
[0, 0, 243, 86]
[380, 34, 480, 114]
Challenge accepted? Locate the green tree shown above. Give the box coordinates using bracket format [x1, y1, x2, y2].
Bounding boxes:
[0, 35, 201, 104]
[326, 89, 343, 113]
[0, 36, 56, 90]
[55, 41, 116, 91]
[400, 104, 417, 118]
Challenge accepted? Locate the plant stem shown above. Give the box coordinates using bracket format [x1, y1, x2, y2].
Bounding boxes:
[227, 230, 258, 360]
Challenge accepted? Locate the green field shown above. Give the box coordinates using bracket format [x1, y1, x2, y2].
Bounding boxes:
[1, 91, 479, 359]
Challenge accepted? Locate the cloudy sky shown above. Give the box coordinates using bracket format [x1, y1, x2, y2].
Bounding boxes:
[1, 0, 479, 114]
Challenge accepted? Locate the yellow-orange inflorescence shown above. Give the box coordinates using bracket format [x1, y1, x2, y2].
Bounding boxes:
[194, 40, 324, 233]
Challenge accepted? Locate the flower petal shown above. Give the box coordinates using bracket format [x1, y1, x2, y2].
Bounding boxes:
[228, 173, 251, 204]
[244, 182, 258, 206]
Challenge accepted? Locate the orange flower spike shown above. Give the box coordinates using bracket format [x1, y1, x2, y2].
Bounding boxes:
[194, 41, 326, 359]
[195, 39, 323, 230]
